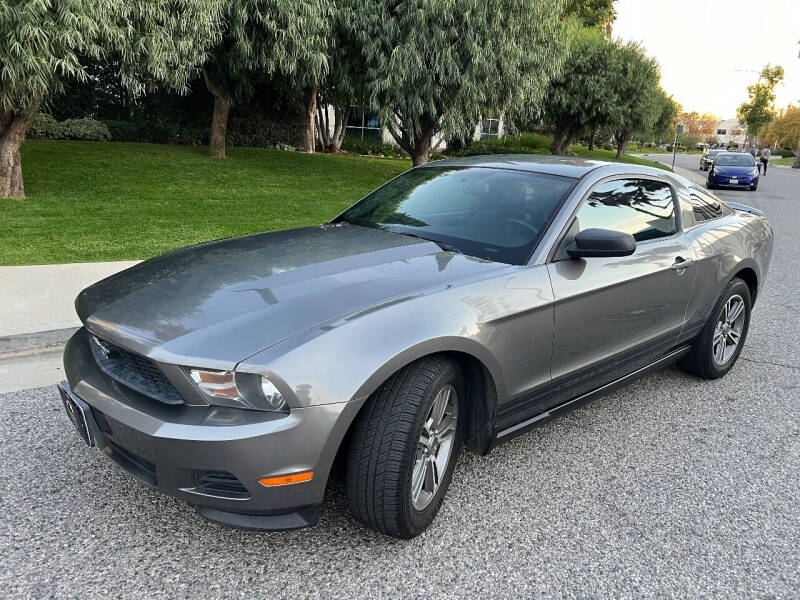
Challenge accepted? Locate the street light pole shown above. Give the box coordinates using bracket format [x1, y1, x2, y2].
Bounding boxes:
[795, 41, 800, 169]
[672, 124, 684, 170]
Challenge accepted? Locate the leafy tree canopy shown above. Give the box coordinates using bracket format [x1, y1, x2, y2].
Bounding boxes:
[0, 0, 223, 111]
[607, 39, 661, 157]
[204, 0, 332, 99]
[737, 64, 785, 140]
[344, 0, 569, 165]
[562, 0, 616, 30]
[542, 27, 620, 153]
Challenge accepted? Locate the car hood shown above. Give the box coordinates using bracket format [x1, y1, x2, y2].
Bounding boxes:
[77, 224, 507, 369]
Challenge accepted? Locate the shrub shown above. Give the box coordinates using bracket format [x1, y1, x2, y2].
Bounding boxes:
[103, 120, 208, 145]
[341, 136, 406, 158]
[777, 148, 796, 158]
[227, 114, 304, 149]
[61, 118, 111, 141]
[28, 113, 65, 139]
[444, 133, 551, 157]
[28, 114, 110, 141]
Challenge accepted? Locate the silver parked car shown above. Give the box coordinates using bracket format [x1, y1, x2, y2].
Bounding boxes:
[59, 155, 773, 538]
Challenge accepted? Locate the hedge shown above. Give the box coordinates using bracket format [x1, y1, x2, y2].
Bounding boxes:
[28, 114, 111, 141]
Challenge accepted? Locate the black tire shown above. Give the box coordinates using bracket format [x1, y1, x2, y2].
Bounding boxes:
[345, 356, 464, 538]
[679, 278, 752, 379]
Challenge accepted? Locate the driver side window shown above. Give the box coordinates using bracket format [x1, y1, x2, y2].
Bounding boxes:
[575, 179, 676, 243]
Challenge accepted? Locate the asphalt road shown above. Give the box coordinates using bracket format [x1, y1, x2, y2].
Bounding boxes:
[2, 155, 798, 599]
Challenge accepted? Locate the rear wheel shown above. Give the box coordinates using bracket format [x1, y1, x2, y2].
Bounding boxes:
[679, 278, 751, 379]
[346, 356, 464, 538]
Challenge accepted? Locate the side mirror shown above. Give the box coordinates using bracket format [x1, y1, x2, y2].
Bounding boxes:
[566, 228, 636, 258]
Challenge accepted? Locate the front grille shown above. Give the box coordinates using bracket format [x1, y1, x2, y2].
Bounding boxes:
[195, 471, 250, 500]
[90, 335, 183, 405]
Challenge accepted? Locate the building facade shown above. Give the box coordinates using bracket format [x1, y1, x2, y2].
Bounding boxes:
[713, 118, 746, 149]
[327, 106, 504, 149]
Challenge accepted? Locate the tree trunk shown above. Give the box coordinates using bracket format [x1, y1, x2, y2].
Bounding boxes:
[588, 129, 596, 151]
[209, 95, 231, 159]
[330, 106, 349, 153]
[615, 133, 629, 159]
[410, 127, 434, 166]
[793, 129, 800, 169]
[0, 104, 39, 198]
[303, 86, 318, 154]
[316, 103, 330, 151]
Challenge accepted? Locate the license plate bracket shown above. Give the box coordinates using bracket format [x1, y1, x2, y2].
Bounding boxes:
[58, 382, 96, 447]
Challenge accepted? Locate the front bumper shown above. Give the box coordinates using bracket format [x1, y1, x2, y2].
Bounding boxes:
[61, 327, 358, 530]
[709, 174, 758, 188]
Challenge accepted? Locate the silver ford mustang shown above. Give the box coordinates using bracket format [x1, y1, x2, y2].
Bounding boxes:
[59, 155, 773, 538]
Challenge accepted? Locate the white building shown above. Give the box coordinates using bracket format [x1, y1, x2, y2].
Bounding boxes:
[328, 106, 504, 149]
[713, 118, 746, 149]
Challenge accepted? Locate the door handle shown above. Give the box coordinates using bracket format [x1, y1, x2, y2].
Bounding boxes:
[671, 257, 694, 270]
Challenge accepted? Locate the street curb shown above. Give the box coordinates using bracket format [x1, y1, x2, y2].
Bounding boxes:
[0, 327, 78, 359]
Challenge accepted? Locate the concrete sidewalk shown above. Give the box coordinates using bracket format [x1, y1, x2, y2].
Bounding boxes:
[0, 260, 138, 338]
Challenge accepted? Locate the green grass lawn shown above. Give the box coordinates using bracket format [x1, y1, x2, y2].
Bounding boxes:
[2, 138, 671, 265]
[773, 156, 796, 167]
[2, 140, 410, 265]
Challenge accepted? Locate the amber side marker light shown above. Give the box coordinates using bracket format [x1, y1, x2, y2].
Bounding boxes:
[259, 471, 314, 487]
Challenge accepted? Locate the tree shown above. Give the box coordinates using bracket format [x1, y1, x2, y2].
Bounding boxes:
[542, 28, 619, 154]
[562, 0, 616, 31]
[647, 90, 679, 145]
[0, 0, 222, 198]
[315, 9, 369, 153]
[344, 0, 569, 166]
[760, 104, 800, 149]
[203, 0, 331, 159]
[736, 64, 784, 143]
[680, 111, 718, 142]
[607, 41, 661, 158]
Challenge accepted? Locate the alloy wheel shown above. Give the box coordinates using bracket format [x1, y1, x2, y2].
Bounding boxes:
[411, 384, 458, 511]
[712, 294, 746, 365]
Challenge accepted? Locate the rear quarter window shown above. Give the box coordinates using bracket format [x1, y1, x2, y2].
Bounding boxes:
[690, 189, 731, 223]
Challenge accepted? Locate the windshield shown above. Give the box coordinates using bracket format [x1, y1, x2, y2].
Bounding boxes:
[708, 150, 722, 158]
[335, 167, 576, 265]
[715, 153, 755, 166]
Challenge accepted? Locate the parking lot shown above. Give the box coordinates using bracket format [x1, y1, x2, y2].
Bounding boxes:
[1, 155, 798, 599]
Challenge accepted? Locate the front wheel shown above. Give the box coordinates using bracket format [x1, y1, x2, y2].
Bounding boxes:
[679, 278, 751, 379]
[346, 356, 464, 538]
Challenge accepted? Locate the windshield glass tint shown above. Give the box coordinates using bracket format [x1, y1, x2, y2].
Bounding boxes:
[336, 167, 575, 265]
[715, 153, 755, 166]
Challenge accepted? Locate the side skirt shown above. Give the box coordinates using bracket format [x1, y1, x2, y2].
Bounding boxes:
[494, 345, 691, 444]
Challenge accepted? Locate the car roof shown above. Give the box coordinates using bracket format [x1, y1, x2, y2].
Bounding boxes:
[420, 153, 670, 180]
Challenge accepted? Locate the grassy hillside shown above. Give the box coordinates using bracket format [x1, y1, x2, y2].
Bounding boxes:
[2, 141, 409, 265]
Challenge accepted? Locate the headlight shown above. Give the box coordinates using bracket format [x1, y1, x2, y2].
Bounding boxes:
[187, 368, 287, 412]
[751, 169, 759, 176]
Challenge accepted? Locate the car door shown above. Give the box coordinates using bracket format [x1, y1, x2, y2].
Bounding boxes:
[545, 176, 697, 408]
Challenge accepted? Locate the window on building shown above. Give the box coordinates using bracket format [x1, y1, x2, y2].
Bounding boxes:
[345, 108, 381, 141]
[480, 118, 500, 140]
[575, 179, 676, 242]
[717, 128, 727, 135]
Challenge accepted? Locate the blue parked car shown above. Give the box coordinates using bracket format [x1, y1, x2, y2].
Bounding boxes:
[707, 152, 759, 191]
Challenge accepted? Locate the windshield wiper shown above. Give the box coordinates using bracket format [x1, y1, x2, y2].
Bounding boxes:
[384, 228, 462, 254]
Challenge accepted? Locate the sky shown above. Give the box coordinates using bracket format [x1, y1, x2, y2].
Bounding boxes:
[613, 0, 800, 120]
